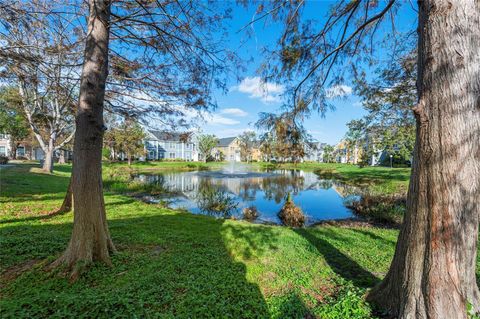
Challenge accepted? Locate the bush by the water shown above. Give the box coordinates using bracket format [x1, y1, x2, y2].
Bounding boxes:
[278, 193, 305, 227]
[196, 181, 238, 217]
[348, 194, 406, 225]
[242, 206, 259, 221]
[0, 155, 8, 164]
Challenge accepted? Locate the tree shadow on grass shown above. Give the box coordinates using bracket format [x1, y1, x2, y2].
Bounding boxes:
[0, 209, 70, 225]
[0, 213, 273, 318]
[52, 164, 72, 173]
[294, 228, 380, 288]
[220, 222, 281, 260]
[1, 164, 71, 198]
[273, 292, 312, 318]
[3, 194, 67, 205]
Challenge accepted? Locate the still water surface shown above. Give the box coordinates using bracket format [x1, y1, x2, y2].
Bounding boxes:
[135, 167, 362, 225]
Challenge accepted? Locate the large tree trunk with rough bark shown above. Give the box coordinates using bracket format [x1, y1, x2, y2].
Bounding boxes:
[52, 0, 115, 279]
[368, 1, 480, 318]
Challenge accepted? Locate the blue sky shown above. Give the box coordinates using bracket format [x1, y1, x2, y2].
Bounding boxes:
[196, 1, 418, 145]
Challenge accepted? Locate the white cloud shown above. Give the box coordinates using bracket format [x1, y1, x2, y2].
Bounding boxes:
[220, 108, 248, 117]
[168, 107, 239, 127]
[352, 101, 363, 107]
[155, 105, 244, 127]
[205, 114, 240, 125]
[325, 84, 353, 99]
[233, 76, 284, 103]
[215, 127, 253, 137]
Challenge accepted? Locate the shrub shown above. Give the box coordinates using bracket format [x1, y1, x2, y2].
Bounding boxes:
[162, 158, 186, 162]
[196, 181, 238, 218]
[0, 155, 8, 164]
[315, 284, 372, 319]
[348, 194, 406, 225]
[278, 193, 305, 227]
[313, 167, 337, 178]
[242, 206, 259, 221]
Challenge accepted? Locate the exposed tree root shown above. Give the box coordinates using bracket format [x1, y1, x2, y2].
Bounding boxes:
[48, 240, 116, 282]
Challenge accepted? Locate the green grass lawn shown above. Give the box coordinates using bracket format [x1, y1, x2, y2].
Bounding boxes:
[0, 162, 471, 318]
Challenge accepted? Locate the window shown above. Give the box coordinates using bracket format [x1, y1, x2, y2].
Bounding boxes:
[17, 147, 25, 156]
[169, 152, 176, 158]
[148, 150, 155, 159]
[0, 146, 6, 156]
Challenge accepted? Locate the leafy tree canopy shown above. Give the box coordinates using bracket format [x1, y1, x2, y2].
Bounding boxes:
[197, 134, 218, 162]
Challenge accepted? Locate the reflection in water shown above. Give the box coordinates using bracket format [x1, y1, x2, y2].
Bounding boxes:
[134, 169, 362, 225]
[195, 179, 238, 218]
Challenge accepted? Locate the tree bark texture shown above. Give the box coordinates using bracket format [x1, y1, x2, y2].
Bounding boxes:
[57, 175, 73, 214]
[10, 144, 17, 159]
[58, 151, 66, 164]
[42, 146, 54, 173]
[52, 0, 115, 278]
[368, 1, 480, 318]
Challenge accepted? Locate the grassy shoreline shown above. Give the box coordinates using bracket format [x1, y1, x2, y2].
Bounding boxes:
[104, 160, 225, 173]
[0, 162, 420, 318]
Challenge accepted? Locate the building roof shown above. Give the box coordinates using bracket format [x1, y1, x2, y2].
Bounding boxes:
[217, 137, 236, 147]
[148, 130, 192, 142]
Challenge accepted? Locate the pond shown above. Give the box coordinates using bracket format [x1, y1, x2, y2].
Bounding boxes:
[134, 165, 363, 226]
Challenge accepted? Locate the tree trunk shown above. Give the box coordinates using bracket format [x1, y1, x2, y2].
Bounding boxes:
[42, 147, 54, 173]
[58, 151, 66, 164]
[57, 174, 73, 213]
[51, 0, 115, 279]
[9, 139, 17, 159]
[127, 153, 131, 166]
[368, 1, 480, 318]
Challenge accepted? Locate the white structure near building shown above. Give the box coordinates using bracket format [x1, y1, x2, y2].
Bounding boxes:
[304, 142, 327, 162]
[0, 134, 11, 157]
[0, 134, 39, 159]
[0, 134, 72, 161]
[144, 131, 199, 161]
